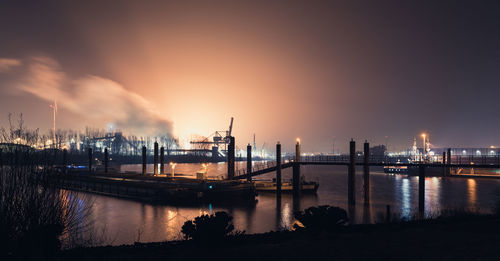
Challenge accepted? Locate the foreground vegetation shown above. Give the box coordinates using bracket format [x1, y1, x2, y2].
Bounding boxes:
[57, 207, 500, 261]
[0, 165, 96, 260]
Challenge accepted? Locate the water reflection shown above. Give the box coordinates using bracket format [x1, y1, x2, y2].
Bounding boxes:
[426, 177, 441, 215]
[400, 178, 411, 217]
[281, 202, 292, 229]
[70, 164, 500, 246]
[467, 179, 477, 209]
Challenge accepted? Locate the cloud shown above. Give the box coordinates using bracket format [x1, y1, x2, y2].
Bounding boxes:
[16, 55, 173, 136]
[0, 58, 22, 72]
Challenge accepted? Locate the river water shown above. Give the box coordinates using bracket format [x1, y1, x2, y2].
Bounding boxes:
[75, 162, 500, 245]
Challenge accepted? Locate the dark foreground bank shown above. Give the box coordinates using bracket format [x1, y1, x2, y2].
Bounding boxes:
[58, 215, 500, 261]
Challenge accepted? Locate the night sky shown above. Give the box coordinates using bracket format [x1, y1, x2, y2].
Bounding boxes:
[0, 0, 499, 152]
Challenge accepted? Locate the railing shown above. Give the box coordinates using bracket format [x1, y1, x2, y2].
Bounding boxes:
[233, 155, 500, 178]
[449, 155, 500, 165]
[236, 161, 278, 176]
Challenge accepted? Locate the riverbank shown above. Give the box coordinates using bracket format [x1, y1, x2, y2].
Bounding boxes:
[58, 215, 500, 260]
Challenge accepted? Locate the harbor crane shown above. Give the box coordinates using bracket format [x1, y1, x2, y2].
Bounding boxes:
[190, 117, 234, 155]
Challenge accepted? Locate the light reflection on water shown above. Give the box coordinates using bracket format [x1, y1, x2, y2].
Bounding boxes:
[468, 179, 477, 208]
[73, 164, 500, 245]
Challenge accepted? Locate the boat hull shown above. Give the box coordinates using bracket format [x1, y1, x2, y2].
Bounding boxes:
[253, 180, 319, 193]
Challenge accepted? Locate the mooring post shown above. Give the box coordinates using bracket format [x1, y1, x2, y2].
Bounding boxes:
[104, 147, 109, 173]
[142, 146, 147, 175]
[419, 164, 425, 218]
[153, 142, 159, 175]
[447, 148, 451, 175]
[293, 139, 301, 195]
[348, 139, 356, 206]
[160, 147, 165, 174]
[247, 144, 252, 181]
[363, 141, 370, 202]
[62, 148, 67, 174]
[442, 151, 446, 176]
[88, 148, 93, 173]
[276, 142, 282, 195]
[293, 139, 302, 211]
[227, 136, 235, 179]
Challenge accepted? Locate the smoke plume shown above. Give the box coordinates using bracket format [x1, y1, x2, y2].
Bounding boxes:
[13, 56, 173, 136]
[0, 58, 21, 72]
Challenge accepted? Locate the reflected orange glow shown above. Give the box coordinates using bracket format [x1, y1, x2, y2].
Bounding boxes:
[467, 179, 477, 208]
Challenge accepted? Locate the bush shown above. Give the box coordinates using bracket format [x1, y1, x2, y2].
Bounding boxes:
[0, 165, 93, 258]
[294, 205, 348, 232]
[181, 211, 237, 242]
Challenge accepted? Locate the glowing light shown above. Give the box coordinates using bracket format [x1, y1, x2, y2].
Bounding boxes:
[169, 162, 177, 169]
[296, 138, 300, 144]
[169, 162, 177, 177]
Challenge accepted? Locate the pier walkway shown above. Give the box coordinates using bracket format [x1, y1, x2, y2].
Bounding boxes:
[234, 154, 500, 180]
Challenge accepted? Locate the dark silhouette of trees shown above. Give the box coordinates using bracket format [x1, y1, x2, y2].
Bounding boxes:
[294, 205, 348, 232]
[181, 212, 237, 242]
[0, 165, 94, 258]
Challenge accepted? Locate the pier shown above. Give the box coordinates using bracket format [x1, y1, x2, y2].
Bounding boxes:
[233, 139, 500, 217]
[49, 171, 257, 205]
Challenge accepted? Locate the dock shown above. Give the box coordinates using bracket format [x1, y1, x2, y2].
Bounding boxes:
[50, 171, 257, 205]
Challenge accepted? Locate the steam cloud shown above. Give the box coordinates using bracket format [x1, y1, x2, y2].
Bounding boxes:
[0, 58, 21, 72]
[11, 56, 173, 136]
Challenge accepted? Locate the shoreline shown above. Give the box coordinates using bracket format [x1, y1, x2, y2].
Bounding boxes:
[58, 214, 500, 260]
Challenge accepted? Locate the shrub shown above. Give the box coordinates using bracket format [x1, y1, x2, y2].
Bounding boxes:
[294, 205, 348, 232]
[0, 165, 93, 258]
[181, 211, 236, 242]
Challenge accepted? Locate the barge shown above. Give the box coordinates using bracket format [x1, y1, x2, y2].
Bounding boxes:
[384, 165, 445, 176]
[49, 171, 257, 205]
[253, 179, 319, 193]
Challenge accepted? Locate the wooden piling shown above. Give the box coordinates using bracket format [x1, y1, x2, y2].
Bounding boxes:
[447, 148, 451, 175]
[293, 140, 301, 195]
[104, 148, 109, 173]
[419, 164, 425, 218]
[154, 142, 159, 175]
[227, 136, 235, 179]
[142, 146, 147, 175]
[276, 142, 282, 195]
[160, 147, 165, 174]
[276, 193, 282, 228]
[348, 139, 356, 206]
[247, 144, 252, 181]
[363, 141, 370, 202]
[88, 148, 93, 173]
[442, 151, 446, 176]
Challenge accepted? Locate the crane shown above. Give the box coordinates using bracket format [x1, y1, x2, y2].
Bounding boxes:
[190, 117, 234, 154]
